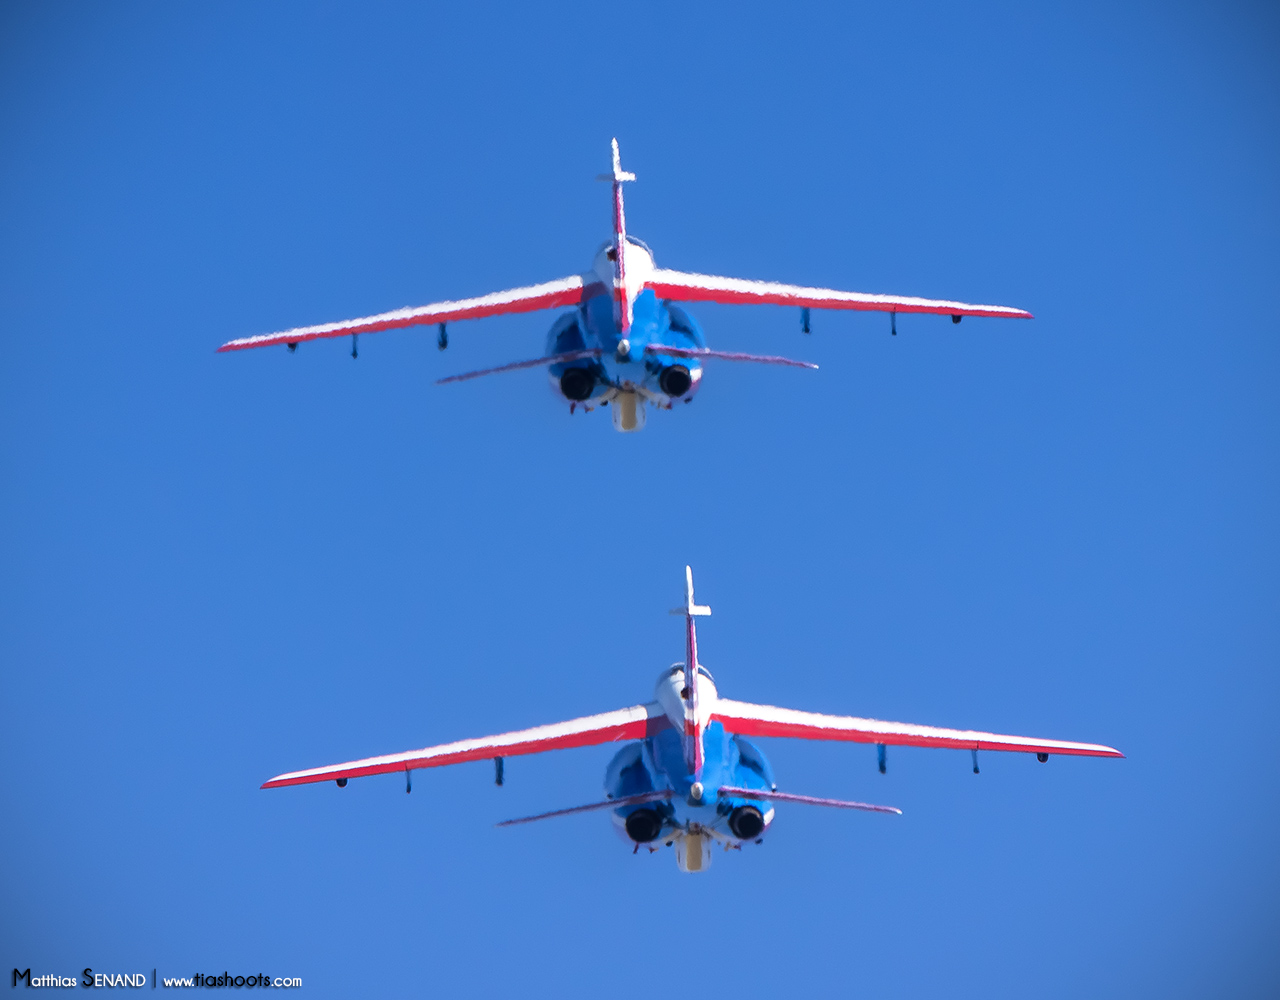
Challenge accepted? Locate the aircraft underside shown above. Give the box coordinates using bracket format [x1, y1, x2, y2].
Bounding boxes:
[602, 668, 777, 872]
[545, 264, 706, 432]
[220, 140, 1031, 433]
[260, 567, 1120, 873]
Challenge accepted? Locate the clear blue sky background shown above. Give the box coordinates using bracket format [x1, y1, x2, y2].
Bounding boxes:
[2, 2, 1277, 996]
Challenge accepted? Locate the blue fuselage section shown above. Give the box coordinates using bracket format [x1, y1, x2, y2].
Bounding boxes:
[545, 287, 708, 406]
[603, 721, 777, 847]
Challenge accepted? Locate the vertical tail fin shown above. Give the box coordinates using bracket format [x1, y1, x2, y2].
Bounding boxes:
[671, 566, 711, 776]
[596, 138, 637, 334]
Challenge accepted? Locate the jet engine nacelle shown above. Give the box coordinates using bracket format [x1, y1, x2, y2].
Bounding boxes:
[559, 367, 596, 401]
[624, 808, 664, 843]
[649, 303, 706, 405]
[658, 364, 693, 399]
[546, 313, 606, 405]
[728, 804, 765, 840]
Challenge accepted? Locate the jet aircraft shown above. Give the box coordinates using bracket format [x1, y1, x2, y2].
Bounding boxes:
[262, 567, 1121, 872]
[219, 141, 1033, 432]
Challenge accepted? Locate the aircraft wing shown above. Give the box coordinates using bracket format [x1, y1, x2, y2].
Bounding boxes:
[645, 268, 1032, 320]
[262, 701, 671, 788]
[712, 698, 1122, 758]
[219, 274, 598, 352]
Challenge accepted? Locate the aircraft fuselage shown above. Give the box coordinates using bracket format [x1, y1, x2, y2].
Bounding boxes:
[545, 242, 707, 431]
[603, 666, 776, 872]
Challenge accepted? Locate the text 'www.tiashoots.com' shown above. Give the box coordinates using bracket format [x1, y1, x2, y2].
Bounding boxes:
[162, 974, 300, 989]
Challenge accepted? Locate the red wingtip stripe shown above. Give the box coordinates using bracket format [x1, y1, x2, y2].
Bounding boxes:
[711, 702, 1122, 759]
[645, 270, 1033, 320]
[219, 277, 594, 353]
[261, 706, 672, 789]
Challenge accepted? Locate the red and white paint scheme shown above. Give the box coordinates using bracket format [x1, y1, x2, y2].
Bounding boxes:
[261, 567, 1120, 872]
[660, 565, 712, 777]
[218, 141, 1033, 432]
[598, 137, 638, 335]
[260, 703, 672, 789]
[260, 657, 1121, 791]
[708, 703, 1126, 755]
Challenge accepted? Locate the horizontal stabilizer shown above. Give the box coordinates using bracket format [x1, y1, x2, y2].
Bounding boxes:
[718, 785, 901, 815]
[437, 348, 602, 385]
[497, 790, 672, 827]
[261, 702, 670, 789]
[714, 698, 1123, 758]
[596, 138, 637, 184]
[646, 268, 1032, 320]
[644, 345, 817, 369]
[219, 275, 597, 352]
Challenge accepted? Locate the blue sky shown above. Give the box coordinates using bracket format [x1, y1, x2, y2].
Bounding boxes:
[2, 2, 1277, 996]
